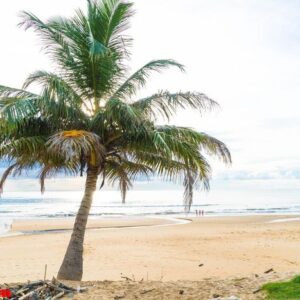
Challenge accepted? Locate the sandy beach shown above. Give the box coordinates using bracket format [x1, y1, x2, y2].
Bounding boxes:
[1, 215, 300, 298]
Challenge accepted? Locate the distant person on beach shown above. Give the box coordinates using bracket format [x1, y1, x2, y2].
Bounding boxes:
[198, 210, 204, 216]
[195, 209, 205, 217]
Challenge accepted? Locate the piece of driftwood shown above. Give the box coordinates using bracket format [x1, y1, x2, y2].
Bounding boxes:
[44, 264, 48, 281]
[121, 275, 133, 281]
[140, 288, 155, 295]
[52, 291, 65, 299]
[51, 277, 76, 292]
[19, 285, 46, 300]
[264, 268, 274, 274]
[253, 288, 262, 294]
[15, 287, 29, 295]
[46, 281, 65, 292]
[114, 294, 125, 299]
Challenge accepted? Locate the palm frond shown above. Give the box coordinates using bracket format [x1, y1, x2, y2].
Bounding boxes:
[19, 11, 74, 61]
[87, 0, 133, 50]
[183, 169, 195, 213]
[197, 133, 232, 164]
[105, 158, 152, 203]
[105, 160, 131, 203]
[0, 163, 17, 194]
[23, 71, 81, 106]
[0, 85, 39, 122]
[39, 162, 78, 194]
[0, 85, 37, 98]
[0, 136, 47, 160]
[132, 91, 218, 120]
[23, 71, 91, 122]
[103, 98, 143, 130]
[40, 165, 51, 194]
[112, 60, 185, 100]
[47, 130, 105, 166]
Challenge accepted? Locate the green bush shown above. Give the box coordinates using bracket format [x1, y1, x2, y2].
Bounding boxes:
[263, 276, 300, 299]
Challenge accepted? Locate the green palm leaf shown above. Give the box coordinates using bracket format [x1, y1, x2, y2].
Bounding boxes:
[112, 60, 185, 100]
[132, 91, 218, 120]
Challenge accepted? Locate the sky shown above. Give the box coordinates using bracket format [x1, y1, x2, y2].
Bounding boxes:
[0, 0, 300, 191]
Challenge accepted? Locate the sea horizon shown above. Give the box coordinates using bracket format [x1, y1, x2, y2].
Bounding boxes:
[1, 178, 299, 235]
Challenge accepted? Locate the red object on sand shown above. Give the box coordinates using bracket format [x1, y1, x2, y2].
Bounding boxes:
[0, 289, 12, 298]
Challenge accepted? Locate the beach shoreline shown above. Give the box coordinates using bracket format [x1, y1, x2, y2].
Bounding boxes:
[0, 215, 299, 288]
[3, 213, 300, 237]
[7, 216, 191, 237]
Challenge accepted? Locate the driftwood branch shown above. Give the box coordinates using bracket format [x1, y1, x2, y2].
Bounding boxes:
[19, 285, 46, 300]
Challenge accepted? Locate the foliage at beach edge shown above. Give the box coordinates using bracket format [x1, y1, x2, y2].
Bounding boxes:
[263, 276, 300, 299]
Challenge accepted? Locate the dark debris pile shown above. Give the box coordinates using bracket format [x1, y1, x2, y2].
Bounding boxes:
[0, 278, 87, 299]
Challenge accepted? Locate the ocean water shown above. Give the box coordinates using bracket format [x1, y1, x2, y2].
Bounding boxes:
[0, 179, 299, 235]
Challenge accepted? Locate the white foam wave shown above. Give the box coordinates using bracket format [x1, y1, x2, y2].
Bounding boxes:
[268, 217, 300, 223]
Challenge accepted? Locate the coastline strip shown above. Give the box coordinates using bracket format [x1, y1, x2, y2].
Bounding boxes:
[2, 216, 191, 238]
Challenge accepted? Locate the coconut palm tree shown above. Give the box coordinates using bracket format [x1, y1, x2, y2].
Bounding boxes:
[0, 0, 231, 281]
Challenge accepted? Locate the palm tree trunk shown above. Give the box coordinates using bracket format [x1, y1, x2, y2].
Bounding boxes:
[57, 166, 98, 281]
